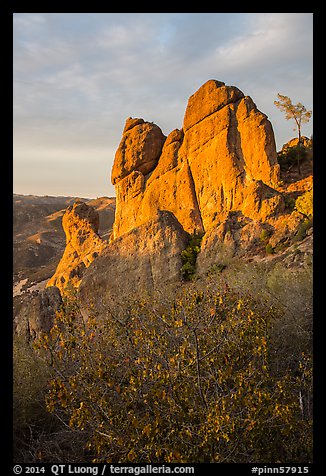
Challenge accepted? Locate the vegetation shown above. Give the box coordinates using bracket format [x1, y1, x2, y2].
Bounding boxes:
[14, 335, 51, 461]
[15, 281, 312, 464]
[13, 334, 88, 462]
[277, 143, 311, 174]
[295, 190, 313, 219]
[274, 93, 312, 175]
[222, 260, 312, 328]
[180, 231, 204, 281]
[259, 229, 271, 244]
[265, 243, 274, 255]
[208, 263, 227, 275]
[259, 229, 274, 254]
[283, 194, 296, 212]
[274, 94, 312, 146]
[294, 219, 313, 243]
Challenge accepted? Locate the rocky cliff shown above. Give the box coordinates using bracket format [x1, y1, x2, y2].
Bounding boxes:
[112, 79, 283, 240]
[36, 79, 312, 333]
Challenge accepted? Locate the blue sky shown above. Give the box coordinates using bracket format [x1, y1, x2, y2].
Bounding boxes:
[13, 13, 313, 198]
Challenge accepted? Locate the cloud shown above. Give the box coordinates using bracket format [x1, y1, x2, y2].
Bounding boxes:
[13, 13, 45, 29]
[13, 13, 313, 197]
[211, 13, 312, 76]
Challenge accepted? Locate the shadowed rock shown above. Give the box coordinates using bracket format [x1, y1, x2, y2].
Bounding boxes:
[79, 210, 189, 312]
[14, 286, 63, 340]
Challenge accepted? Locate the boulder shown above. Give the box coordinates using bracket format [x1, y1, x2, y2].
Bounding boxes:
[111, 118, 166, 185]
[183, 79, 244, 131]
[14, 286, 63, 340]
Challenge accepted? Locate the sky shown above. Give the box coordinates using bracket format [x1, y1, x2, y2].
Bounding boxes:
[13, 13, 313, 198]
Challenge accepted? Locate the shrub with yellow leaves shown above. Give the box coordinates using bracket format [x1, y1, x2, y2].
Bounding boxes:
[35, 284, 312, 463]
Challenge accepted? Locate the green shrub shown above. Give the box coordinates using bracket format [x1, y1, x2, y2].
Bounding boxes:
[260, 230, 274, 254]
[260, 229, 271, 243]
[180, 231, 204, 281]
[220, 259, 313, 330]
[277, 144, 309, 172]
[294, 218, 313, 242]
[209, 263, 227, 275]
[295, 190, 313, 219]
[265, 243, 274, 254]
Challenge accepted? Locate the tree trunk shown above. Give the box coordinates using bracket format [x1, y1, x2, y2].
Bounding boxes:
[297, 126, 302, 175]
[297, 149, 301, 176]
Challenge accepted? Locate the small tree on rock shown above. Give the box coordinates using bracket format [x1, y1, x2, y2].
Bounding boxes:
[274, 94, 312, 175]
[274, 94, 312, 144]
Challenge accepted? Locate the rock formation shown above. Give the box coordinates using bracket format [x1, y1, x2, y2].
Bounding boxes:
[14, 286, 62, 340]
[46, 201, 107, 293]
[79, 210, 189, 312]
[44, 79, 312, 311]
[281, 136, 311, 151]
[13, 195, 116, 292]
[111, 118, 166, 184]
[112, 79, 283, 240]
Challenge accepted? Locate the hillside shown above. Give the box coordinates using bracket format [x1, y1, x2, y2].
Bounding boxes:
[13, 194, 116, 295]
[13, 79, 313, 464]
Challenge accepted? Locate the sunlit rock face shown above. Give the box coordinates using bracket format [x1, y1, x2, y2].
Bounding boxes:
[111, 118, 166, 185]
[111, 79, 282, 240]
[44, 79, 312, 314]
[46, 201, 107, 293]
